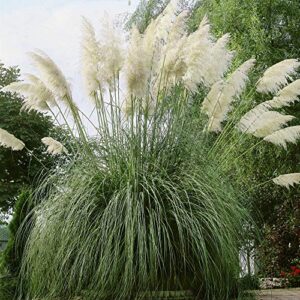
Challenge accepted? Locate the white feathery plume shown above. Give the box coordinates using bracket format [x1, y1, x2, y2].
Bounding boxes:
[81, 18, 103, 98]
[160, 11, 188, 85]
[268, 79, 300, 109]
[237, 102, 272, 133]
[126, 26, 150, 98]
[167, 10, 188, 44]
[2, 81, 40, 111]
[41, 137, 67, 155]
[263, 125, 300, 149]
[256, 59, 300, 94]
[141, 20, 164, 98]
[141, 4, 185, 93]
[206, 115, 223, 133]
[182, 16, 214, 91]
[204, 59, 256, 132]
[154, 0, 179, 42]
[221, 58, 256, 100]
[29, 51, 72, 100]
[25, 74, 57, 109]
[204, 33, 234, 86]
[0, 128, 25, 151]
[163, 36, 187, 82]
[142, 18, 157, 53]
[248, 111, 295, 138]
[136, 7, 187, 97]
[141, 19, 161, 80]
[2, 76, 56, 112]
[272, 173, 300, 189]
[100, 16, 124, 86]
[201, 80, 224, 116]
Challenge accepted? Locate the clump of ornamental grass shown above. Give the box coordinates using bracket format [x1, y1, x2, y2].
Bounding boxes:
[2, 0, 300, 299]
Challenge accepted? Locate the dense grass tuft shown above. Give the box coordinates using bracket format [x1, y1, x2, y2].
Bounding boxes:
[19, 86, 249, 299]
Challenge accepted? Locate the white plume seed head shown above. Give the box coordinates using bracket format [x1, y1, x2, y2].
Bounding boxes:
[256, 59, 300, 94]
[41, 137, 68, 155]
[2, 78, 55, 113]
[204, 33, 234, 86]
[125, 26, 150, 98]
[155, 0, 180, 42]
[168, 10, 188, 44]
[182, 16, 214, 91]
[269, 79, 300, 109]
[100, 16, 124, 86]
[263, 125, 300, 149]
[237, 103, 272, 133]
[272, 173, 300, 189]
[29, 51, 72, 100]
[81, 18, 103, 98]
[203, 59, 256, 132]
[201, 80, 224, 116]
[0, 128, 25, 151]
[249, 111, 295, 138]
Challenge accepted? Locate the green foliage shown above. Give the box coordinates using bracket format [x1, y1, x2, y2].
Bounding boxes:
[239, 275, 260, 291]
[257, 200, 300, 277]
[125, 0, 197, 32]
[0, 63, 65, 214]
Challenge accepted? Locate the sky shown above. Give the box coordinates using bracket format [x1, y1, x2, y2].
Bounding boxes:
[0, 0, 140, 117]
[0, 0, 139, 70]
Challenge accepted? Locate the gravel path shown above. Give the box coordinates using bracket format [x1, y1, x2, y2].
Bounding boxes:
[256, 288, 300, 299]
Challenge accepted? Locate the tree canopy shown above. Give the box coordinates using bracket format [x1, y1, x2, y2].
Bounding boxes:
[190, 0, 300, 66]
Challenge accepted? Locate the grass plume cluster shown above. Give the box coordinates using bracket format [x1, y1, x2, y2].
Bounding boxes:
[1, 0, 300, 299]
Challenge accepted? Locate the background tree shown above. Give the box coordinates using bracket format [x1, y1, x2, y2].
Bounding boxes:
[0, 62, 64, 216]
[125, 0, 196, 32]
[126, 0, 168, 32]
[190, 0, 300, 66]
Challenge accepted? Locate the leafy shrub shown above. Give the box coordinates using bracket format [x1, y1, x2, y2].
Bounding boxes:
[280, 258, 300, 288]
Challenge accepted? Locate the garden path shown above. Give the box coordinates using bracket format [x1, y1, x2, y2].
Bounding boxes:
[256, 288, 300, 299]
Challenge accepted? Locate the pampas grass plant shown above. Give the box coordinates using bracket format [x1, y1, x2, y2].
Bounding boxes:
[2, 0, 300, 299]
